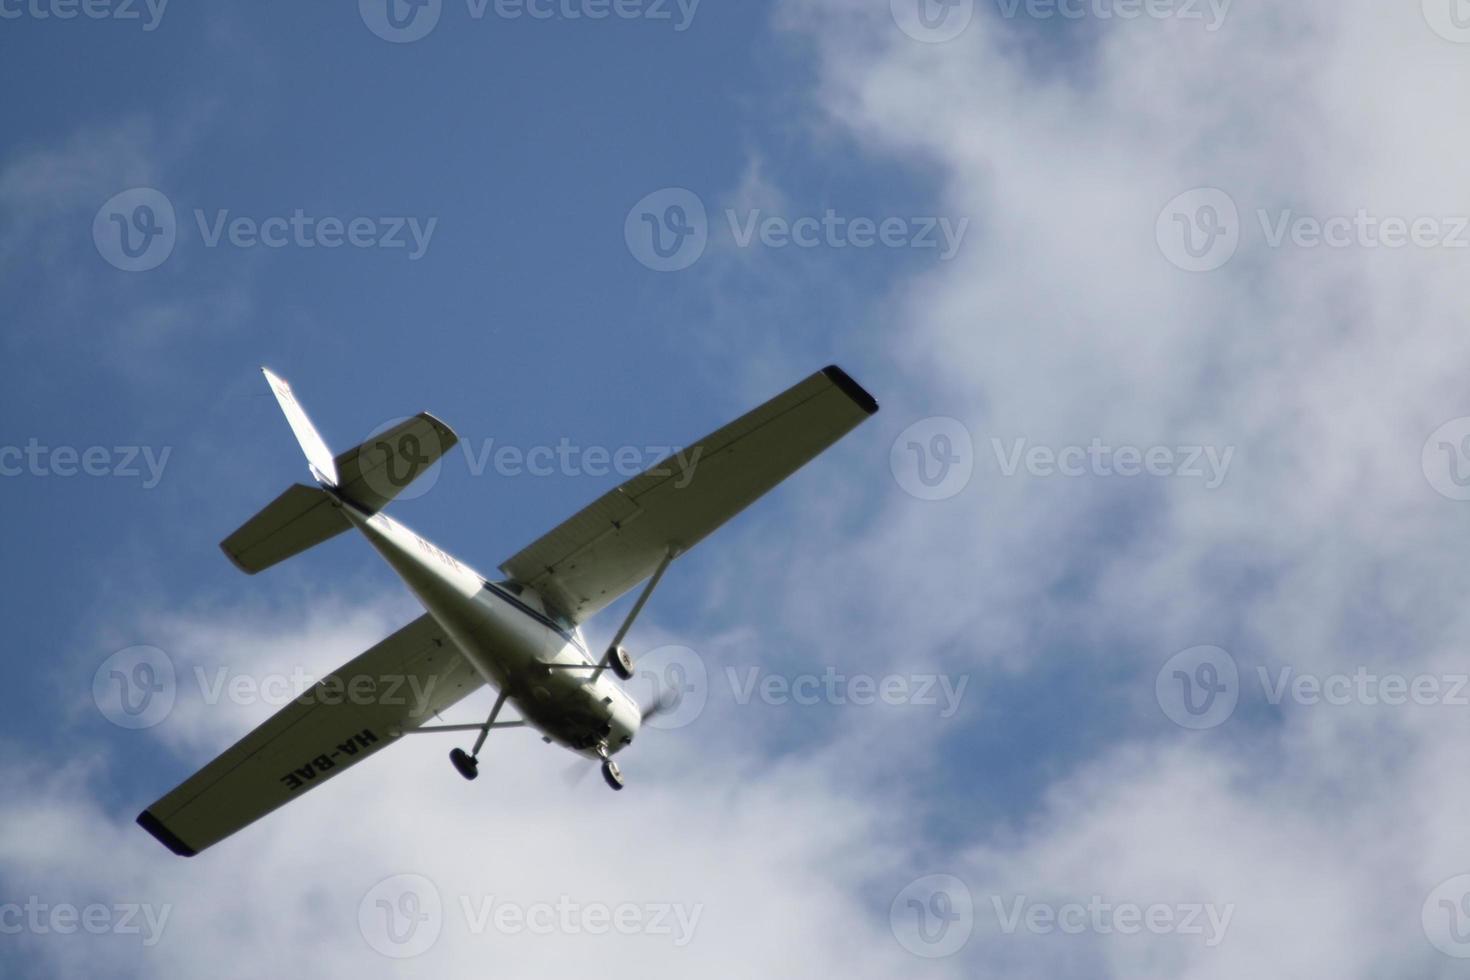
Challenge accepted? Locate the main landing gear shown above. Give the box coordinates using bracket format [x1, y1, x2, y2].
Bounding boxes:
[588, 547, 678, 684]
[450, 747, 479, 781]
[447, 689, 510, 781]
[391, 690, 526, 782]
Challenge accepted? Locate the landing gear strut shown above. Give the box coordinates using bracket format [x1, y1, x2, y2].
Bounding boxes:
[591, 547, 678, 683]
[448, 690, 507, 781]
[595, 740, 625, 790]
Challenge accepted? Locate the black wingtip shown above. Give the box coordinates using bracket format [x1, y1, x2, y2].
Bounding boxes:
[822, 365, 879, 415]
[136, 810, 197, 858]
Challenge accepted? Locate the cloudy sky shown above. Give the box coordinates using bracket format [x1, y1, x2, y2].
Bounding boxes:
[7, 0, 1470, 976]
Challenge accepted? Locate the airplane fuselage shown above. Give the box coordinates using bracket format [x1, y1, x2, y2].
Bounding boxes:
[342, 502, 641, 758]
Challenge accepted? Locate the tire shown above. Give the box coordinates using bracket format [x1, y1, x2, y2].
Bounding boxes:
[450, 747, 479, 781]
[609, 645, 634, 681]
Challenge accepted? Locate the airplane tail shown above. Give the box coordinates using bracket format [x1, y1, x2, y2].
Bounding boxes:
[220, 368, 459, 575]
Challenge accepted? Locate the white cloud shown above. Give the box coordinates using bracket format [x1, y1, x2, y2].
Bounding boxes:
[15, 1, 1470, 976]
[10, 595, 950, 979]
[750, 0, 1470, 974]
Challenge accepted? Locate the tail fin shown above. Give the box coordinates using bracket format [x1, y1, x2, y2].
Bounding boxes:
[262, 368, 339, 487]
[220, 369, 459, 574]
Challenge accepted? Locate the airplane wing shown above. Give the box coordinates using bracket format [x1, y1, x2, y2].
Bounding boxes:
[136, 613, 483, 857]
[499, 365, 878, 624]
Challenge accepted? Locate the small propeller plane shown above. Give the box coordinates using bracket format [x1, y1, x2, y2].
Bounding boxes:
[136, 365, 878, 856]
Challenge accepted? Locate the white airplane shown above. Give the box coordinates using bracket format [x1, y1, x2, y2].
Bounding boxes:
[137, 365, 878, 857]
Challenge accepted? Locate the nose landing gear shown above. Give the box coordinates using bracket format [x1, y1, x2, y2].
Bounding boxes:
[597, 742, 625, 791]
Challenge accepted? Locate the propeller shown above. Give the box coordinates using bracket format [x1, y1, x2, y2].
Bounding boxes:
[638, 684, 681, 724]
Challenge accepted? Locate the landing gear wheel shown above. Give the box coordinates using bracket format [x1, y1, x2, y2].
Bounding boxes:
[450, 747, 479, 781]
[608, 644, 634, 681]
[601, 758, 625, 791]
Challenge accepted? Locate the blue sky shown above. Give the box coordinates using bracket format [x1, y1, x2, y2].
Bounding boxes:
[9, 1, 1470, 977]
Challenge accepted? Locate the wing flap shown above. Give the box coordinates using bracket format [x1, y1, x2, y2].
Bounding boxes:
[137, 613, 483, 857]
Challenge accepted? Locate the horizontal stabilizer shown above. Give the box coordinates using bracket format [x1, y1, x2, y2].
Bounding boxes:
[220, 484, 350, 575]
[332, 413, 458, 513]
[222, 368, 458, 574]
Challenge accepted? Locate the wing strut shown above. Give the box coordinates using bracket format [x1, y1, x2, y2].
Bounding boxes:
[593, 546, 678, 682]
